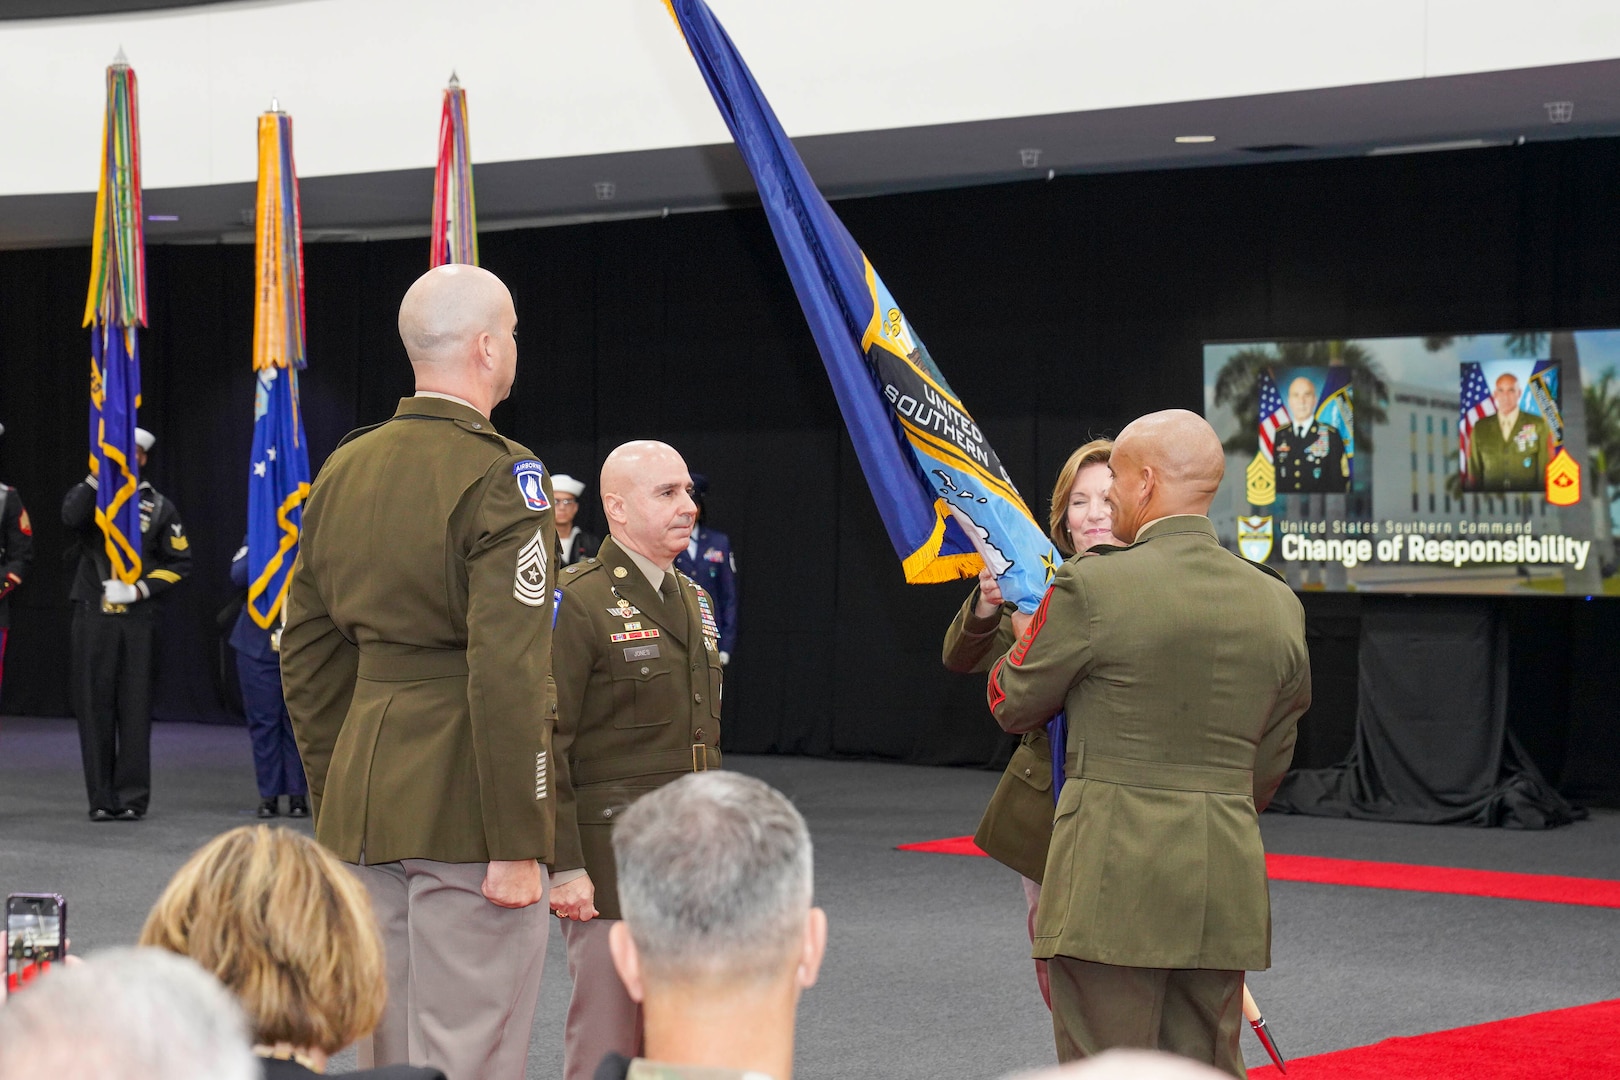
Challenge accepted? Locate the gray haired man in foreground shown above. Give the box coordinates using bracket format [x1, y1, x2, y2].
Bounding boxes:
[595, 772, 828, 1080]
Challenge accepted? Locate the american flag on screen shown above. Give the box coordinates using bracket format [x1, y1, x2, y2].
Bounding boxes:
[1459, 362, 1496, 479]
[1257, 369, 1292, 463]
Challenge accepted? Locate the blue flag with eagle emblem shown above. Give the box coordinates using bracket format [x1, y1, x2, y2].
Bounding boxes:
[660, 0, 1060, 613]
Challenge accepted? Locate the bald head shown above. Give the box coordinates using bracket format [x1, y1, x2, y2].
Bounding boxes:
[601, 441, 697, 568]
[1107, 410, 1225, 542]
[398, 265, 520, 417]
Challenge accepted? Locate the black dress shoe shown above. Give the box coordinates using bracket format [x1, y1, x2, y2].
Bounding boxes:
[89, 808, 114, 822]
[286, 796, 309, 819]
[113, 808, 143, 821]
[257, 798, 280, 818]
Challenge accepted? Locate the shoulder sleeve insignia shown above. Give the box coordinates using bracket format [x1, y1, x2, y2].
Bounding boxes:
[511, 460, 550, 512]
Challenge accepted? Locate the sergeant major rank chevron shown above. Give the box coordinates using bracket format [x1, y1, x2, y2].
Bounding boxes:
[513, 528, 548, 607]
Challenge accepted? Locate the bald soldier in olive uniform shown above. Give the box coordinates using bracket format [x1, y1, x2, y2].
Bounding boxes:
[548, 440, 724, 1080]
[987, 410, 1310, 1077]
[281, 265, 557, 1080]
[1466, 372, 1552, 492]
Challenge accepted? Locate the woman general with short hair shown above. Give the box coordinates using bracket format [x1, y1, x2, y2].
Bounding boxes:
[942, 438, 1119, 1009]
[140, 825, 441, 1079]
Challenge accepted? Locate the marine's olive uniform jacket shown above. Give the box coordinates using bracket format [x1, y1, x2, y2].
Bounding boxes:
[552, 535, 723, 920]
[987, 516, 1310, 971]
[281, 396, 558, 866]
[943, 590, 1053, 883]
[1466, 411, 1551, 492]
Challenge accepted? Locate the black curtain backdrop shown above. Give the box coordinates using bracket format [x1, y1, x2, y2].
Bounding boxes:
[1, 137, 1617, 801]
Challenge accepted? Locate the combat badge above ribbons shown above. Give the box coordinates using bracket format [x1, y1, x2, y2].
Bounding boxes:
[512, 460, 550, 512]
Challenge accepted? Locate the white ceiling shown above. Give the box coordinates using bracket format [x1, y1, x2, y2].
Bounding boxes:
[1, 0, 1617, 247]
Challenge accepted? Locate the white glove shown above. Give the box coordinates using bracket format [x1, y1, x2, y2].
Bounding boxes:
[719, 651, 731, 666]
[102, 579, 140, 606]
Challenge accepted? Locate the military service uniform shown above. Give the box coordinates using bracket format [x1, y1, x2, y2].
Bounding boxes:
[62, 476, 191, 818]
[1273, 421, 1348, 493]
[943, 587, 1055, 1006]
[0, 482, 35, 698]
[674, 523, 738, 659]
[553, 534, 724, 1080]
[987, 516, 1311, 1077]
[1466, 410, 1551, 492]
[281, 395, 558, 1080]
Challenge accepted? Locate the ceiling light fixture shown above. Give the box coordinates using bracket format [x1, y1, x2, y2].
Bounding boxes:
[1174, 135, 1216, 144]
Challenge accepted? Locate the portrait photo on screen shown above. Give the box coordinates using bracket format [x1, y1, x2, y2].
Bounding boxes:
[1266, 367, 1352, 494]
[1460, 360, 1562, 494]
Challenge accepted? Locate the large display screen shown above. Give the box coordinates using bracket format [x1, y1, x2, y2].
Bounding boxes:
[1203, 330, 1619, 596]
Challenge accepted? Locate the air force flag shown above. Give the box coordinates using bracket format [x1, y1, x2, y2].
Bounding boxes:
[245, 365, 310, 629]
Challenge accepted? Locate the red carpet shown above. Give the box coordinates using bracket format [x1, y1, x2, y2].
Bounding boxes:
[1246, 998, 1620, 1078]
[895, 837, 1620, 908]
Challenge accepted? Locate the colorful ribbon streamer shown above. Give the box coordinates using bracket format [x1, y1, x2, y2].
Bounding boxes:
[430, 75, 478, 267]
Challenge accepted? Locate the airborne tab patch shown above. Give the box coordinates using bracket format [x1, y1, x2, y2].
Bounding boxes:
[512, 460, 550, 512]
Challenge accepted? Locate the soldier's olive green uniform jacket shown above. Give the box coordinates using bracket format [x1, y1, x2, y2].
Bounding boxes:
[1466, 411, 1551, 492]
[943, 590, 1054, 883]
[552, 535, 723, 920]
[987, 516, 1310, 971]
[281, 396, 558, 866]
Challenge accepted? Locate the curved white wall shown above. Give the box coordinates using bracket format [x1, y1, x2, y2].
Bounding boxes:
[1, 0, 1618, 197]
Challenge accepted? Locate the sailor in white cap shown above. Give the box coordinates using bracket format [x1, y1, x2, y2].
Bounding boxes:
[61, 424, 192, 821]
[552, 473, 600, 567]
[0, 420, 35, 702]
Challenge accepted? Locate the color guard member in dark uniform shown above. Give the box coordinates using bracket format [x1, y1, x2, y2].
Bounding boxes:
[228, 540, 308, 819]
[673, 473, 737, 664]
[0, 423, 35, 700]
[62, 427, 192, 821]
[553, 473, 600, 567]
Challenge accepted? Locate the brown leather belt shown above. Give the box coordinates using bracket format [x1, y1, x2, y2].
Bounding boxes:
[573, 745, 722, 787]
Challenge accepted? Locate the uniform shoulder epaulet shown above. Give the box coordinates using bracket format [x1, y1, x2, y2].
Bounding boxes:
[336, 420, 390, 449]
[1228, 549, 1286, 583]
[562, 557, 603, 584]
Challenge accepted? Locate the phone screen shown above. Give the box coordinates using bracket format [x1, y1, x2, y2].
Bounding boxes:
[6, 893, 66, 993]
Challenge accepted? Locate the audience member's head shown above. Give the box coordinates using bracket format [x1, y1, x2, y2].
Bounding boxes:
[1107, 409, 1224, 543]
[1006, 1049, 1230, 1080]
[0, 947, 256, 1080]
[599, 441, 697, 566]
[609, 772, 825, 1079]
[139, 825, 386, 1066]
[397, 264, 519, 415]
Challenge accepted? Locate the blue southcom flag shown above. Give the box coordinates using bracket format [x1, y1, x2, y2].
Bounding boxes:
[661, 0, 1059, 613]
[245, 364, 311, 629]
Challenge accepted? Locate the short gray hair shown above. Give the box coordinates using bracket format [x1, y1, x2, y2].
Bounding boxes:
[0, 948, 257, 1080]
[614, 772, 813, 982]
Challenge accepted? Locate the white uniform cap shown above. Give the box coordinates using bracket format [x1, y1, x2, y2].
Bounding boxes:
[551, 474, 586, 497]
[135, 427, 156, 452]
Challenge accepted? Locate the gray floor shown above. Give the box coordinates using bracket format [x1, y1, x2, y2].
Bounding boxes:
[2, 716, 1617, 1078]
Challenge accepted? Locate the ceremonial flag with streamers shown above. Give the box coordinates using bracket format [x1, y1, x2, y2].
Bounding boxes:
[661, 0, 1068, 794]
[245, 110, 312, 629]
[430, 74, 478, 267]
[83, 54, 146, 584]
[660, 0, 1059, 611]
